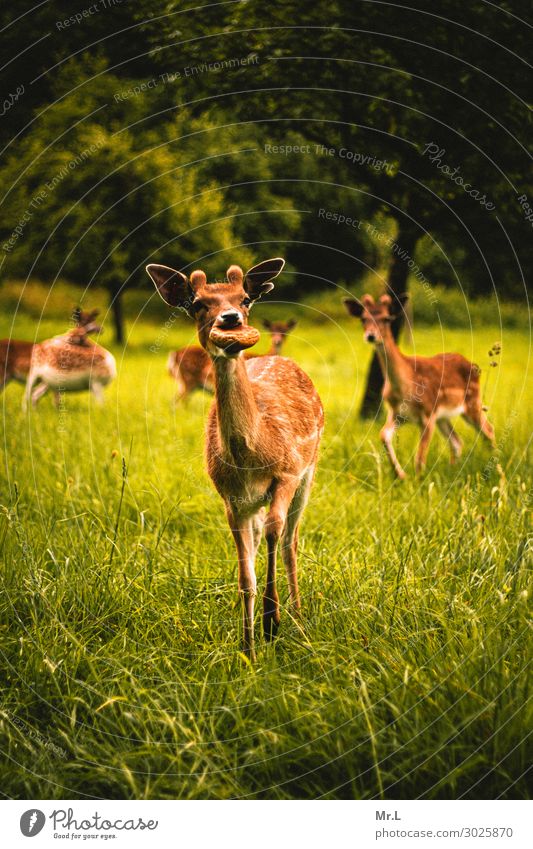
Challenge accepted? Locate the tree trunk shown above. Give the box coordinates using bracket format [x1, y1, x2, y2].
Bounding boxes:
[110, 285, 125, 345]
[359, 219, 419, 418]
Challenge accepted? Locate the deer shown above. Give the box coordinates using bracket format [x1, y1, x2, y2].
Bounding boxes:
[23, 310, 116, 410]
[167, 318, 297, 402]
[344, 293, 495, 479]
[0, 309, 100, 394]
[147, 258, 323, 660]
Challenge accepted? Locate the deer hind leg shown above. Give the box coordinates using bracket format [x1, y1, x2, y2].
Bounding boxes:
[91, 382, 105, 405]
[380, 408, 406, 479]
[228, 511, 257, 661]
[31, 382, 50, 407]
[437, 418, 463, 464]
[23, 370, 38, 411]
[415, 414, 437, 475]
[462, 402, 495, 446]
[281, 466, 314, 614]
[24, 370, 46, 410]
[263, 478, 299, 642]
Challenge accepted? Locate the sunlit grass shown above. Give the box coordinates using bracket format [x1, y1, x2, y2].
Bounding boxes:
[0, 301, 531, 799]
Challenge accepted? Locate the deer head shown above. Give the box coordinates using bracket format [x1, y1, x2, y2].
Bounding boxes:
[261, 318, 297, 353]
[147, 258, 285, 356]
[73, 307, 102, 336]
[343, 293, 408, 344]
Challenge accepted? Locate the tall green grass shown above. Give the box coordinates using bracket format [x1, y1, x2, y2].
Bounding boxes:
[0, 296, 531, 799]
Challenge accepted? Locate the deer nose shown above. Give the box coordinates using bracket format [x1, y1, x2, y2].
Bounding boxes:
[366, 332, 376, 343]
[217, 310, 242, 328]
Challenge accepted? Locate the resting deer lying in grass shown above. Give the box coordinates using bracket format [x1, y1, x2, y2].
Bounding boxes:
[167, 318, 297, 401]
[24, 311, 116, 409]
[344, 293, 495, 478]
[1, 308, 100, 394]
[147, 259, 323, 660]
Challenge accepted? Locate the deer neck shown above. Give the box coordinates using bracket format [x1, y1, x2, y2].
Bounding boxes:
[212, 354, 260, 455]
[375, 327, 409, 393]
[267, 340, 282, 356]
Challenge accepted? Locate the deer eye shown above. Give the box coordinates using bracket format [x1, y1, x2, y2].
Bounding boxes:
[192, 300, 206, 313]
[241, 297, 252, 307]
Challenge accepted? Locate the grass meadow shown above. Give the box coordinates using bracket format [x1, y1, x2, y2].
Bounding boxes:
[0, 286, 531, 799]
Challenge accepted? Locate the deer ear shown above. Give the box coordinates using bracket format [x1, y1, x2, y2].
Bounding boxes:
[73, 306, 81, 323]
[287, 318, 297, 329]
[262, 319, 272, 329]
[146, 264, 192, 311]
[343, 297, 364, 317]
[244, 257, 285, 301]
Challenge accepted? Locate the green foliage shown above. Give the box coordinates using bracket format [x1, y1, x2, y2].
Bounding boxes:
[0, 58, 237, 292]
[2, 1, 530, 307]
[0, 307, 530, 799]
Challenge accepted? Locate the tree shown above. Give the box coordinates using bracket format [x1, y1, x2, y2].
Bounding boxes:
[138, 0, 531, 412]
[0, 58, 236, 343]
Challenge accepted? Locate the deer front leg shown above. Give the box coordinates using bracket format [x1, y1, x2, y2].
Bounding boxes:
[263, 478, 299, 641]
[228, 510, 257, 661]
[416, 414, 437, 475]
[380, 408, 406, 479]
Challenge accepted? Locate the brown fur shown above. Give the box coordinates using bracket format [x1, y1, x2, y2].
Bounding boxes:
[1, 309, 101, 394]
[24, 314, 115, 409]
[167, 319, 297, 402]
[344, 293, 495, 478]
[147, 259, 322, 660]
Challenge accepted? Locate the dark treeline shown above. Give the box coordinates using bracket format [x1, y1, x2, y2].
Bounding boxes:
[0, 1, 530, 411]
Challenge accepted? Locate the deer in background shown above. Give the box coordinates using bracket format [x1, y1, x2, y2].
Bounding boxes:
[1, 309, 100, 394]
[24, 310, 116, 409]
[344, 293, 495, 479]
[167, 318, 297, 402]
[147, 259, 323, 660]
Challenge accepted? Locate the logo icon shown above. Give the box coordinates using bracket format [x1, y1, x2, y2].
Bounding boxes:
[20, 810, 46, 837]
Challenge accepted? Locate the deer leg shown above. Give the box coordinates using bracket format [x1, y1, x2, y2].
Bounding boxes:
[415, 415, 437, 475]
[23, 370, 39, 411]
[251, 508, 265, 556]
[437, 418, 463, 464]
[228, 511, 257, 661]
[263, 479, 299, 641]
[30, 382, 50, 407]
[281, 466, 314, 612]
[462, 407, 495, 446]
[172, 377, 188, 404]
[380, 408, 406, 479]
[91, 382, 105, 405]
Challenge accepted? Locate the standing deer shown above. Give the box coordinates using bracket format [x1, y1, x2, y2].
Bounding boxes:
[167, 318, 297, 402]
[344, 293, 495, 478]
[147, 259, 323, 660]
[0, 309, 100, 394]
[24, 312, 116, 409]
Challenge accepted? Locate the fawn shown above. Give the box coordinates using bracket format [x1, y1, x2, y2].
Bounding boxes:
[344, 293, 495, 478]
[24, 310, 116, 409]
[147, 258, 323, 660]
[167, 318, 297, 401]
[1, 309, 100, 394]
